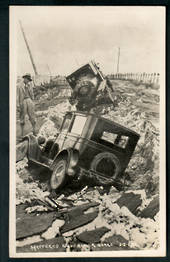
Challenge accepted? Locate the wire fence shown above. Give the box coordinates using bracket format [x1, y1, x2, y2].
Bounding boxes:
[108, 73, 160, 85]
[28, 72, 160, 90]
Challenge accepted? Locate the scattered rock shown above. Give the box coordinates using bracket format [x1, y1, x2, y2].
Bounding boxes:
[61, 211, 98, 234]
[25, 205, 49, 214]
[16, 204, 35, 221]
[16, 212, 56, 239]
[139, 195, 159, 219]
[66, 202, 100, 215]
[116, 192, 142, 215]
[76, 227, 110, 244]
[60, 202, 99, 233]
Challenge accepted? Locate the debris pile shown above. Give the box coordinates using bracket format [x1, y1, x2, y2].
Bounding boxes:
[16, 158, 50, 205]
[16, 185, 160, 252]
[103, 80, 159, 196]
[15, 79, 160, 252]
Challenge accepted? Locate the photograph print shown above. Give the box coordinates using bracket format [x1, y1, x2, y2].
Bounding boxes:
[9, 6, 166, 257]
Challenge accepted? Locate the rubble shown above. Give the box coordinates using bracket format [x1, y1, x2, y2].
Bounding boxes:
[15, 77, 160, 251]
[116, 192, 142, 215]
[76, 227, 110, 244]
[25, 205, 49, 214]
[16, 212, 56, 239]
[61, 211, 99, 234]
[60, 202, 99, 233]
[139, 195, 159, 219]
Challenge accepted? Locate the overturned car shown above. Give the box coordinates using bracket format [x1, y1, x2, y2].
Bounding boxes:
[24, 111, 140, 191]
[66, 60, 114, 111]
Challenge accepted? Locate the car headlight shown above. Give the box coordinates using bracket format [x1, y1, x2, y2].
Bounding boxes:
[37, 136, 46, 145]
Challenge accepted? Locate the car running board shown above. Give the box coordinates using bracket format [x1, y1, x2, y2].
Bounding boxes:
[28, 158, 51, 169]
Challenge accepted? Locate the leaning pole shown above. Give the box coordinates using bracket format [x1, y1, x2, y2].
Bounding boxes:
[19, 20, 38, 76]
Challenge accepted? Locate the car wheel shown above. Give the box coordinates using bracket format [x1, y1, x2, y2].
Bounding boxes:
[50, 157, 68, 191]
[91, 152, 121, 185]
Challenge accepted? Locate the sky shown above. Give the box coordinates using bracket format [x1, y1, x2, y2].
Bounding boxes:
[10, 6, 165, 76]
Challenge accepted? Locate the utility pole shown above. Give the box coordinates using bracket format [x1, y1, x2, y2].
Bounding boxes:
[113, 49, 115, 75]
[19, 20, 38, 75]
[117, 47, 120, 74]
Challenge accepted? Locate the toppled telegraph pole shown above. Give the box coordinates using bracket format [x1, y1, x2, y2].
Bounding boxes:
[19, 20, 38, 76]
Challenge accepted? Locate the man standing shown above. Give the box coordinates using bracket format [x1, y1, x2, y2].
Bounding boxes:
[17, 73, 36, 137]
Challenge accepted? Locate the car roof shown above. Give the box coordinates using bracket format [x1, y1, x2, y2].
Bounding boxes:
[65, 111, 140, 138]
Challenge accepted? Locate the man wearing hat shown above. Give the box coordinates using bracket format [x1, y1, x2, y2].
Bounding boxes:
[17, 73, 36, 136]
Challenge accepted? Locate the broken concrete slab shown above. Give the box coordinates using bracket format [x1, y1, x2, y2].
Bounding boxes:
[60, 202, 99, 233]
[57, 201, 99, 217]
[16, 201, 54, 221]
[60, 211, 98, 234]
[16, 212, 56, 239]
[116, 192, 142, 215]
[139, 195, 159, 219]
[67, 202, 99, 216]
[76, 227, 110, 244]
[16, 236, 66, 253]
[16, 204, 36, 222]
[16, 204, 28, 217]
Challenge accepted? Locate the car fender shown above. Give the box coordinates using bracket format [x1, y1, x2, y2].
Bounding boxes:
[67, 148, 79, 175]
[50, 148, 79, 176]
[23, 134, 41, 161]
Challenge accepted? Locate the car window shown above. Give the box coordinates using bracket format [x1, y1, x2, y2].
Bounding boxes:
[101, 131, 117, 144]
[62, 114, 72, 131]
[117, 135, 129, 148]
[101, 132, 129, 149]
[71, 115, 87, 135]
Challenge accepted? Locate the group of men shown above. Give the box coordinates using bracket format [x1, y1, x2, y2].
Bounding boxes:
[17, 73, 36, 137]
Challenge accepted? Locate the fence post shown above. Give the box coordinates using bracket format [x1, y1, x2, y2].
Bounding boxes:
[153, 73, 156, 83]
[111, 72, 159, 85]
[135, 73, 137, 81]
[156, 73, 160, 84]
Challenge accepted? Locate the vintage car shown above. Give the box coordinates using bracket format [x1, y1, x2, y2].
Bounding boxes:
[66, 61, 114, 111]
[25, 111, 140, 191]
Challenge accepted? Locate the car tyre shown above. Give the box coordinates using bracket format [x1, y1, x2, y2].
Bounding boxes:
[91, 152, 121, 186]
[50, 157, 68, 191]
